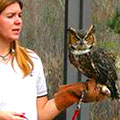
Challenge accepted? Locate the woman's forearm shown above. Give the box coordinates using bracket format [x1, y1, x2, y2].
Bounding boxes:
[37, 98, 61, 120]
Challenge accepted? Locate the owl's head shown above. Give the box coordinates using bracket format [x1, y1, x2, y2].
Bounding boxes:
[68, 25, 96, 55]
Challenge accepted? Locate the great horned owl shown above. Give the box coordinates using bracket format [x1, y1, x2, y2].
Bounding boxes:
[68, 25, 119, 99]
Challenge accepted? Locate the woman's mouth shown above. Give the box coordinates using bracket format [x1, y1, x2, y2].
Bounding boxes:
[12, 28, 21, 34]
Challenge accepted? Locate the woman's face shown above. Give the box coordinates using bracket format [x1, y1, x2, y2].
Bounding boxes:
[0, 2, 22, 42]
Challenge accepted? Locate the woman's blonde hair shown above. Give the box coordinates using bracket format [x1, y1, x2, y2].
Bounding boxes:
[0, 0, 23, 13]
[0, 0, 34, 77]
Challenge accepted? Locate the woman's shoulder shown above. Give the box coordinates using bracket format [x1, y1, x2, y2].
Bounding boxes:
[26, 49, 40, 59]
[26, 48, 43, 66]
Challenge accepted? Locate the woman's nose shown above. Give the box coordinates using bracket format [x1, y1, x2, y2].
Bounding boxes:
[14, 15, 22, 25]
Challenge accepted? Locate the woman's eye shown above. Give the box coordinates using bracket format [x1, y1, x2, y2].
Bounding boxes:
[19, 13, 22, 18]
[6, 13, 22, 18]
[7, 14, 14, 18]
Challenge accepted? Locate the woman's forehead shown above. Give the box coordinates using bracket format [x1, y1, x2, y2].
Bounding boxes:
[1, 2, 22, 13]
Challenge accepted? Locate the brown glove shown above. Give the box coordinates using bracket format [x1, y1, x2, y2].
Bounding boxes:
[54, 79, 110, 111]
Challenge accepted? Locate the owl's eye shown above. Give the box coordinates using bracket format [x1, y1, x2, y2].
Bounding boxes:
[85, 34, 95, 45]
[71, 45, 77, 50]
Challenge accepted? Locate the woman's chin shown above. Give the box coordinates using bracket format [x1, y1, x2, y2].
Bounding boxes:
[9, 36, 20, 41]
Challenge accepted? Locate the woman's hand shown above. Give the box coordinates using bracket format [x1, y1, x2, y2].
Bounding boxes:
[0, 111, 25, 120]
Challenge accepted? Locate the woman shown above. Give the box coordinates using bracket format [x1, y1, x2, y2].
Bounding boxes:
[0, 0, 109, 120]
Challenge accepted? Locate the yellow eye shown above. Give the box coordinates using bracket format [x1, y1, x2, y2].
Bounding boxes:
[85, 34, 95, 45]
[68, 27, 80, 45]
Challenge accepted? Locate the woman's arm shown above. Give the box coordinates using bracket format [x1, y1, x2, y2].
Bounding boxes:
[37, 79, 110, 120]
[37, 97, 60, 120]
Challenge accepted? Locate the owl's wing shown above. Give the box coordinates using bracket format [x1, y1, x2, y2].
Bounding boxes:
[91, 48, 118, 99]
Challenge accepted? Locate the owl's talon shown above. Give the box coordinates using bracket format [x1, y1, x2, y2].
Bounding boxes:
[97, 84, 111, 96]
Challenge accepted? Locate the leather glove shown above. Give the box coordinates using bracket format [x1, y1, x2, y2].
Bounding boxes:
[54, 79, 110, 111]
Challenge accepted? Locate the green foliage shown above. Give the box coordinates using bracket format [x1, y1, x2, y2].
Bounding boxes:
[98, 41, 119, 55]
[107, 7, 120, 34]
[98, 41, 117, 49]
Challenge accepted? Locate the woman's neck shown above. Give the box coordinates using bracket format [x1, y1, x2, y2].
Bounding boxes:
[0, 45, 12, 64]
[0, 37, 13, 64]
[0, 39, 10, 55]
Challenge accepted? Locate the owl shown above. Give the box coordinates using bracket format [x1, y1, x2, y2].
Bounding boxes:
[68, 25, 119, 99]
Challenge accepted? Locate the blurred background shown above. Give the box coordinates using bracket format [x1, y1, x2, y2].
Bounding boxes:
[21, 0, 65, 97]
